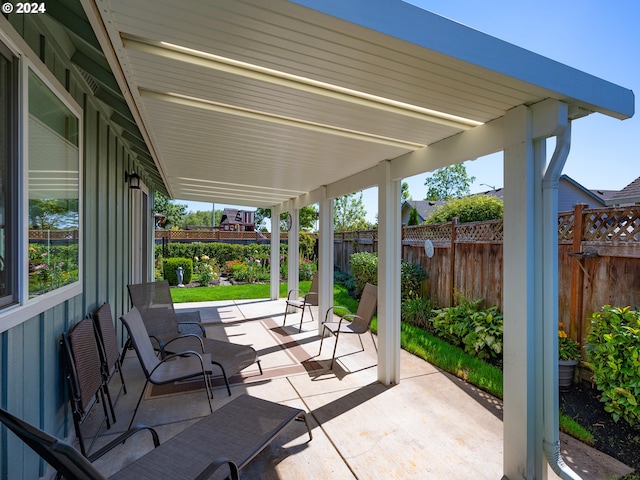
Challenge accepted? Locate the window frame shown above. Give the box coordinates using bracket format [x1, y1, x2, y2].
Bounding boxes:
[0, 27, 83, 333]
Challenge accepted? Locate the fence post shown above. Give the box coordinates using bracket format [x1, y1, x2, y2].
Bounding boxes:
[450, 217, 458, 306]
[569, 204, 587, 345]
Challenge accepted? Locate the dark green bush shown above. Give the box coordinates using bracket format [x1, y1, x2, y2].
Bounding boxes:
[401, 261, 427, 299]
[586, 306, 640, 426]
[163, 257, 193, 285]
[430, 297, 503, 360]
[155, 242, 287, 267]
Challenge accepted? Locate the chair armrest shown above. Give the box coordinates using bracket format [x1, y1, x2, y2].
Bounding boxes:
[323, 306, 353, 323]
[86, 425, 160, 462]
[148, 350, 208, 378]
[164, 333, 206, 353]
[286, 289, 302, 301]
[194, 457, 240, 480]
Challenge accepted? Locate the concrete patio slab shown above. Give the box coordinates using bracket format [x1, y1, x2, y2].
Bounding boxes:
[78, 299, 633, 480]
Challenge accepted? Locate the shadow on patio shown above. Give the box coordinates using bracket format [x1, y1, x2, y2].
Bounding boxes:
[81, 299, 631, 480]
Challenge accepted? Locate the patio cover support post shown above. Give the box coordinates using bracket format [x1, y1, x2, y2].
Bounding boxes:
[503, 105, 542, 479]
[287, 208, 300, 312]
[270, 205, 281, 300]
[377, 160, 401, 385]
[317, 187, 334, 335]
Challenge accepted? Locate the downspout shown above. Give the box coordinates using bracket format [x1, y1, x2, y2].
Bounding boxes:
[541, 123, 582, 480]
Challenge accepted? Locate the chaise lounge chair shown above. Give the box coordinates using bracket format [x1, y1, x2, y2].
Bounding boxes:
[127, 281, 261, 395]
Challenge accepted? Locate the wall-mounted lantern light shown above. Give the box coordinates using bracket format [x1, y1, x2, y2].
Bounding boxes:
[124, 171, 141, 190]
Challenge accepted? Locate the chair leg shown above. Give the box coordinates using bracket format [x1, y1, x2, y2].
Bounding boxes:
[128, 379, 149, 430]
[298, 304, 305, 332]
[257, 358, 263, 375]
[283, 303, 289, 327]
[116, 360, 127, 394]
[357, 333, 365, 353]
[318, 325, 327, 355]
[103, 383, 117, 425]
[370, 331, 378, 353]
[212, 361, 232, 396]
[330, 331, 340, 370]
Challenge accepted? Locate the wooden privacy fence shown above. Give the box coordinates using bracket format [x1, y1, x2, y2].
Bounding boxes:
[334, 204, 640, 346]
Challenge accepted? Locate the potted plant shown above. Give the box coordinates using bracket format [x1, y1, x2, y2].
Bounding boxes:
[558, 326, 581, 389]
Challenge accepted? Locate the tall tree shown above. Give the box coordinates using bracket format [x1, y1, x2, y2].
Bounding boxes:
[401, 181, 410, 203]
[154, 192, 187, 229]
[178, 210, 222, 229]
[424, 164, 476, 201]
[334, 192, 370, 232]
[255, 205, 318, 232]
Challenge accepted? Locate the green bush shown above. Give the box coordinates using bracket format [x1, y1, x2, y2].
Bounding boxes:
[349, 252, 378, 296]
[156, 242, 286, 267]
[401, 261, 427, 299]
[425, 195, 503, 224]
[401, 296, 436, 330]
[193, 254, 220, 286]
[430, 297, 504, 360]
[163, 257, 193, 285]
[586, 306, 640, 426]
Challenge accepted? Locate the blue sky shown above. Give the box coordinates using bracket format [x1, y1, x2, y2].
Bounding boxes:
[182, 0, 638, 223]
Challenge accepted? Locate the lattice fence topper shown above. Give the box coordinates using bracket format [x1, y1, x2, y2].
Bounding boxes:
[456, 220, 504, 243]
[583, 208, 640, 243]
[403, 224, 452, 243]
[557, 212, 575, 243]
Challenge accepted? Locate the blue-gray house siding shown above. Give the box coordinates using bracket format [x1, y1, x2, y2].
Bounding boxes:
[0, 12, 156, 479]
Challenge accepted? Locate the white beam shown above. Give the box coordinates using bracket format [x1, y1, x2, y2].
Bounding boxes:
[377, 160, 401, 385]
[287, 208, 300, 313]
[317, 187, 334, 335]
[270, 206, 281, 300]
[390, 117, 504, 181]
[502, 105, 542, 478]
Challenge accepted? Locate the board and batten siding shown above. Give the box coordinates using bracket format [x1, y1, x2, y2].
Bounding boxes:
[0, 15, 144, 480]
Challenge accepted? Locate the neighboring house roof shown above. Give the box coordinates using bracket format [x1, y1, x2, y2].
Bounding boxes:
[402, 200, 446, 222]
[590, 189, 619, 203]
[608, 176, 640, 205]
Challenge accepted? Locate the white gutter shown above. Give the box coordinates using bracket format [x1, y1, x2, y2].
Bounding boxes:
[541, 123, 582, 479]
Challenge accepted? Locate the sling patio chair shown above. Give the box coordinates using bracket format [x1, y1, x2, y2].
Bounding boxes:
[127, 280, 262, 395]
[92, 303, 127, 399]
[120, 307, 215, 429]
[282, 272, 318, 332]
[319, 283, 378, 369]
[0, 405, 239, 480]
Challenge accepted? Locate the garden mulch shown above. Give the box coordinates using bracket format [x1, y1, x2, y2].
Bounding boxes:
[560, 381, 640, 473]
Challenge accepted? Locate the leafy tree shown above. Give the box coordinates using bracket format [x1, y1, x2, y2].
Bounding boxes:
[29, 199, 79, 229]
[255, 205, 318, 231]
[408, 206, 420, 226]
[425, 195, 503, 224]
[154, 192, 187, 229]
[334, 192, 370, 232]
[401, 181, 410, 203]
[179, 210, 222, 229]
[424, 164, 476, 201]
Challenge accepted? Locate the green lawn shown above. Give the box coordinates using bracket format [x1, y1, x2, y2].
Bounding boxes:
[170, 281, 593, 445]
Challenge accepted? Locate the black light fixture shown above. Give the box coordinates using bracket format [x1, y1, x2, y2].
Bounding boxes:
[124, 171, 141, 190]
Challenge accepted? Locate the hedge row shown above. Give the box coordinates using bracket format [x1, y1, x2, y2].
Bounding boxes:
[155, 242, 287, 265]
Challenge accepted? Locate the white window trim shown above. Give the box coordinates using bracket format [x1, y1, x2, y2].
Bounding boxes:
[0, 23, 83, 333]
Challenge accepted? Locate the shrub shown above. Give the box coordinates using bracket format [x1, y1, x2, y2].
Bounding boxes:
[401, 296, 436, 330]
[163, 257, 193, 285]
[299, 258, 317, 281]
[349, 252, 378, 296]
[401, 261, 427, 299]
[586, 306, 640, 426]
[193, 254, 220, 286]
[430, 297, 504, 360]
[425, 195, 503, 224]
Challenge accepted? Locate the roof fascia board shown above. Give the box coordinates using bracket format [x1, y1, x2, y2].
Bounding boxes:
[290, 0, 634, 120]
[79, 0, 170, 193]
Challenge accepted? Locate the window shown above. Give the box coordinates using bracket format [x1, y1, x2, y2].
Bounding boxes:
[0, 42, 18, 308]
[27, 69, 80, 298]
